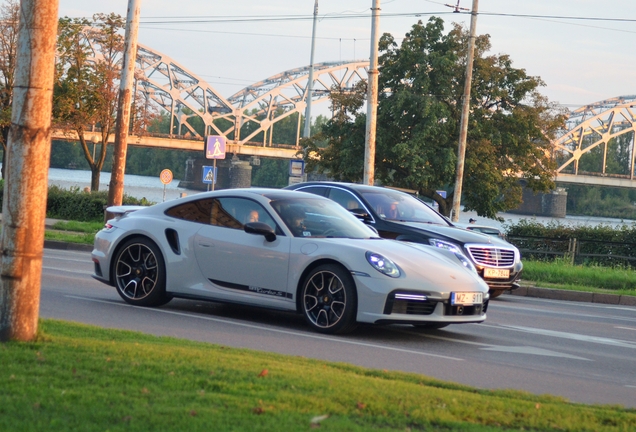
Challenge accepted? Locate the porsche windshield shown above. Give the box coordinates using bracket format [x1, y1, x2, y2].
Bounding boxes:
[360, 189, 450, 224]
[271, 197, 379, 239]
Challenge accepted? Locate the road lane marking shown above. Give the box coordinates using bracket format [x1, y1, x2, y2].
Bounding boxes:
[403, 330, 591, 360]
[495, 324, 636, 349]
[486, 304, 636, 324]
[43, 266, 93, 276]
[63, 295, 464, 361]
[44, 256, 90, 263]
[495, 298, 636, 313]
[614, 326, 636, 331]
[479, 346, 590, 360]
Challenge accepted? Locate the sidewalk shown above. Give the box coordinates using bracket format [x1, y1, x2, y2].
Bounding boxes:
[507, 285, 636, 306]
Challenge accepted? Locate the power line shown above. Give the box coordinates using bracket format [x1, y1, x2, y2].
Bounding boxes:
[139, 11, 453, 24]
[139, 11, 636, 25]
[140, 26, 366, 41]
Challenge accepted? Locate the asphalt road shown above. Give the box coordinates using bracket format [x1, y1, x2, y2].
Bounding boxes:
[40, 248, 636, 408]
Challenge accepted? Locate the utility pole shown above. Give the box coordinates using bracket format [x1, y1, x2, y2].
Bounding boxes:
[363, 0, 380, 186]
[108, 0, 141, 208]
[451, 0, 478, 222]
[0, 0, 59, 342]
[303, 0, 318, 138]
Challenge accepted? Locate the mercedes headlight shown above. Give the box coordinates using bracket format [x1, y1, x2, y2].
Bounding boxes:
[366, 252, 401, 278]
[429, 238, 463, 254]
[429, 239, 476, 273]
[452, 252, 477, 273]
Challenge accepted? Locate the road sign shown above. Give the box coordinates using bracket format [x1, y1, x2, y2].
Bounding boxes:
[205, 135, 226, 159]
[160, 169, 173, 185]
[289, 159, 304, 177]
[202, 166, 217, 184]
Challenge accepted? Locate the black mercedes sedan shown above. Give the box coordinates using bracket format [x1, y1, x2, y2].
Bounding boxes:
[285, 181, 522, 298]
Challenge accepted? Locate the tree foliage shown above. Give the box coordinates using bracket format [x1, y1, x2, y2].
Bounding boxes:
[53, 14, 125, 191]
[0, 0, 19, 179]
[53, 14, 158, 192]
[305, 18, 567, 218]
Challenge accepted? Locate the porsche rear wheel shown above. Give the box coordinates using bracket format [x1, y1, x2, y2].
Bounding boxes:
[301, 264, 357, 334]
[113, 237, 171, 307]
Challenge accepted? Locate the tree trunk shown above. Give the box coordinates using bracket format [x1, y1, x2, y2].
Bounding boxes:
[91, 163, 100, 191]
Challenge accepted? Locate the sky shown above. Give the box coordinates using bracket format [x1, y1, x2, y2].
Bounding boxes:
[57, 0, 636, 114]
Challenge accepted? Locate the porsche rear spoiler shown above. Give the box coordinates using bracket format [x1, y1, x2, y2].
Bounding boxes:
[105, 205, 147, 219]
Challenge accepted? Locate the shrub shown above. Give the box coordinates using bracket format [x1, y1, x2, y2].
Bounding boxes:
[506, 219, 636, 267]
[0, 183, 152, 222]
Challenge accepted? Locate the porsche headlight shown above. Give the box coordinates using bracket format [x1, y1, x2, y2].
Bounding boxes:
[366, 252, 400, 278]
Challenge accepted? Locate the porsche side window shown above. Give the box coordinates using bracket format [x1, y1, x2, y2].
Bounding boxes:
[165, 198, 214, 224]
[210, 199, 243, 229]
[214, 198, 278, 231]
[167, 197, 278, 231]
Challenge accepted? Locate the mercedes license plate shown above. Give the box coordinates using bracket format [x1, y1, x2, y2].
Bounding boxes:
[484, 268, 509, 279]
[451, 292, 483, 305]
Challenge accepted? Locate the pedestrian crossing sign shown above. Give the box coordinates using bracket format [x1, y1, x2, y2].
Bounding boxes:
[202, 166, 216, 184]
[205, 135, 226, 159]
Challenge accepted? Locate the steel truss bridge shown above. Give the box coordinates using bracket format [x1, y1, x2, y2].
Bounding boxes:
[53, 41, 369, 160]
[52, 35, 636, 189]
[554, 96, 636, 188]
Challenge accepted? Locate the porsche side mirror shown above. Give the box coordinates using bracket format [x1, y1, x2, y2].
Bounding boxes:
[244, 222, 277, 242]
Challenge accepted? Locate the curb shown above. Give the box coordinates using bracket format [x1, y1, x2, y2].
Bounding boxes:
[506, 285, 636, 307]
[44, 240, 93, 252]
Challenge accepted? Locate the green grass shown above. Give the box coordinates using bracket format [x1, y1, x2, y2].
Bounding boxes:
[2, 320, 635, 431]
[43, 220, 102, 244]
[522, 259, 636, 296]
[50, 220, 104, 233]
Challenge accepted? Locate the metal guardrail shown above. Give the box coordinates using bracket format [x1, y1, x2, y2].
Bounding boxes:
[507, 235, 636, 266]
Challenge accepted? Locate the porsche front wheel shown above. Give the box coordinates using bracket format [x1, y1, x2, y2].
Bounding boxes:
[113, 237, 171, 307]
[301, 264, 357, 334]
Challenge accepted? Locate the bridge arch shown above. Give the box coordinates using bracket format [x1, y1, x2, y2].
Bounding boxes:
[554, 95, 636, 181]
[134, 44, 369, 148]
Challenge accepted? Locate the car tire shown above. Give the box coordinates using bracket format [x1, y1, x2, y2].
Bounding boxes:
[489, 289, 505, 299]
[301, 264, 357, 334]
[412, 323, 450, 330]
[113, 237, 171, 307]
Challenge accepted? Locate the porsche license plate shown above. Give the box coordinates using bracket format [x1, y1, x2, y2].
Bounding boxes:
[451, 292, 483, 305]
[484, 268, 510, 279]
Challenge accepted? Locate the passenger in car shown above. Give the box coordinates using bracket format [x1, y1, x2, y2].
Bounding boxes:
[245, 210, 259, 223]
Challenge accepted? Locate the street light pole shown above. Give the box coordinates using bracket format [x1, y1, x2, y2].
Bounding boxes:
[108, 0, 141, 208]
[451, 0, 478, 222]
[363, 0, 380, 186]
[303, 0, 318, 138]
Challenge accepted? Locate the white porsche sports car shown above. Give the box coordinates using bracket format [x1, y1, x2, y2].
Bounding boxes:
[92, 189, 489, 334]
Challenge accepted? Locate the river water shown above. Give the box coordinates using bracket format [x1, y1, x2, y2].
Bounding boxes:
[37, 167, 636, 229]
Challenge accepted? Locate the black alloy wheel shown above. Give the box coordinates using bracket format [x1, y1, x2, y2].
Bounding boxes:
[113, 237, 171, 307]
[301, 264, 357, 334]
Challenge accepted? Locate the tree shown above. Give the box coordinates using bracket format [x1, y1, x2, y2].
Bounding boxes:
[53, 14, 125, 191]
[306, 18, 566, 219]
[0, 0, 19, 179]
